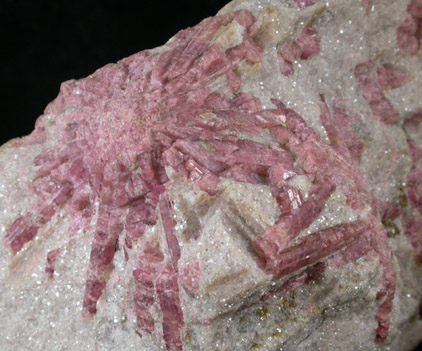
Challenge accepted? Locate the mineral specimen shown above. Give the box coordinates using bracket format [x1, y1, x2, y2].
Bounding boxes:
[1, 0, 422, 350]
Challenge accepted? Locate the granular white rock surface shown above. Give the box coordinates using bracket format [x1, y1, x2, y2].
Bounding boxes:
[1, 0, 422, 350]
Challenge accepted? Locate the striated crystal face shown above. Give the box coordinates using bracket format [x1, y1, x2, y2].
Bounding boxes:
[1, 1, 422, 351]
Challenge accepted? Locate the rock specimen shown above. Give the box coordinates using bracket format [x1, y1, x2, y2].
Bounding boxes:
[1, 0, 422, 350]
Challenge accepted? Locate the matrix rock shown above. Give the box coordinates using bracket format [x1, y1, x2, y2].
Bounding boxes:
[1, 0, 422, 350]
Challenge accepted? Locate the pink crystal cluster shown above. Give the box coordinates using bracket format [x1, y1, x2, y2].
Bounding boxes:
[277, 26, 321, 77]
[397, 0, 422, 55]
[3, 5, 422, 351]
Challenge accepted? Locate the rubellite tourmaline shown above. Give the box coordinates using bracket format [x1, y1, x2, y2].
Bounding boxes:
[1, 1, 422, 350]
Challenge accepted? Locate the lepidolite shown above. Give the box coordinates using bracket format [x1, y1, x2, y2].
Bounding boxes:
[1, 0, 422, 350]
